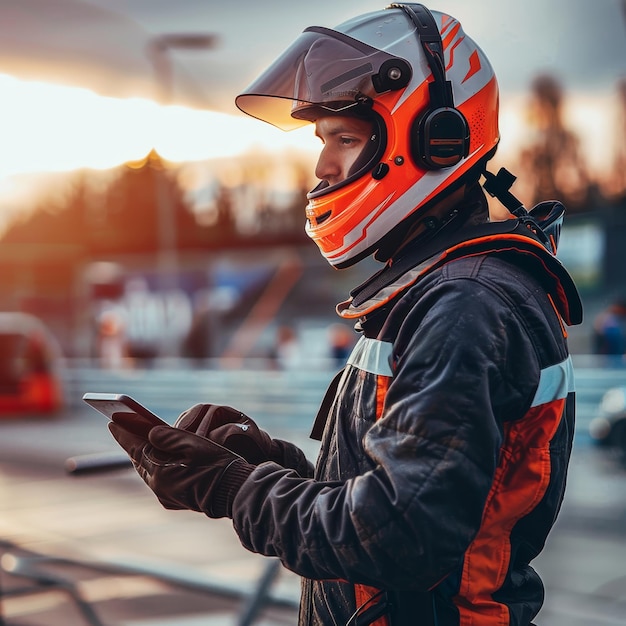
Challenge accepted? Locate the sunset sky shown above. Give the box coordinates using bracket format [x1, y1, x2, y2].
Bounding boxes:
[0, 0, 624, 225]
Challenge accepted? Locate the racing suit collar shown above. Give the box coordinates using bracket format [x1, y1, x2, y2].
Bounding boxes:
[337, 218, 583, 327]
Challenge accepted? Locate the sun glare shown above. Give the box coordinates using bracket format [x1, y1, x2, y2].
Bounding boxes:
[0, 73, 615, 223]
[0, 73, 319, 181]
[153, 105, 319, 163]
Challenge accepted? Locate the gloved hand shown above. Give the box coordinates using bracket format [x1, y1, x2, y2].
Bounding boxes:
[175, 404, 313, 477]
[174, 404, 273, 465]
[108, 422, 255, 518]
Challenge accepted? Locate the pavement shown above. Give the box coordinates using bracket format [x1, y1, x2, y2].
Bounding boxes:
[1, 414, 626, 625]
[0, 426, 302, 625]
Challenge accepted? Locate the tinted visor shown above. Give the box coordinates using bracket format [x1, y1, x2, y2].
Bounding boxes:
[236, 26, 407, 130]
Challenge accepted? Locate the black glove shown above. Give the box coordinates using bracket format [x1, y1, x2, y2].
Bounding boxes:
[174, 404, 273, 464]
[108, 422, 254, 518]
[175, 404, 313, 477]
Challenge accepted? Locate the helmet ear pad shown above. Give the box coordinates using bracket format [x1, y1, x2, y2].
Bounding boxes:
[411, 106, 470, 170]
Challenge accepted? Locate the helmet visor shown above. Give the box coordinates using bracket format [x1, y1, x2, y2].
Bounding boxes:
[236, 26, 406, 130]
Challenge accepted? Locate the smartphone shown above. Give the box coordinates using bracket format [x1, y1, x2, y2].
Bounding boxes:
[83, 392, 169, 438]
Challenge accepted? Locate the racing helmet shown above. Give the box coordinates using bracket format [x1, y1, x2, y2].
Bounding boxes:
[236, 3, 499, 268]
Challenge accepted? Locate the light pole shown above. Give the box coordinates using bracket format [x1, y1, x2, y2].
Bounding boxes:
[147, 33, 218, 104]
[146, 33, 217, 355]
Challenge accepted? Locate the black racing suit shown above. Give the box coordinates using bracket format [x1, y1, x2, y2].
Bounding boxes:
[231, 217, 583, 625]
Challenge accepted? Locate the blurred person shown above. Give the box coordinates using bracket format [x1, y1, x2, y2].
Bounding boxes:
[328, 322, 355, 366]
[518, 74, 590, 210]
[592, 298, 626, 358]
[268, 324, 301, 369]
[109, 5, 583, 625]
[96, 309, 128, 370]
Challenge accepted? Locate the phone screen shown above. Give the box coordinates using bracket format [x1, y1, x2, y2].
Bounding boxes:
[83, 393, 168, 438]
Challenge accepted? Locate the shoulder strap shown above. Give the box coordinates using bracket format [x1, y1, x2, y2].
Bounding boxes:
[346, 219, 582, 326]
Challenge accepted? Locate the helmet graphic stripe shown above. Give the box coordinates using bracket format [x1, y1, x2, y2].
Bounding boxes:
[463, 50, 482, 83]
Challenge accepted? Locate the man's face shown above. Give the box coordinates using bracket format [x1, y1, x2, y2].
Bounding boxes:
[314, 115, 375, 187]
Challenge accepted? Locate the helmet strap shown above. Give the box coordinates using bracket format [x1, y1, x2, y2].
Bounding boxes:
[481, 167, 526, 216]
[375, 180, 488, 263]
[481, 166, 564, 252]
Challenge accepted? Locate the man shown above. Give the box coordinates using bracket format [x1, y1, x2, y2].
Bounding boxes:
[110, 4, 583, 625]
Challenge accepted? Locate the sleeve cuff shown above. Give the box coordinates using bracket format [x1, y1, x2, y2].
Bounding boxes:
[211, 460, 256, 518]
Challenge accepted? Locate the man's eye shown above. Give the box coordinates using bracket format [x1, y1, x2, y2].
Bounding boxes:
[339, 136, 356, 145]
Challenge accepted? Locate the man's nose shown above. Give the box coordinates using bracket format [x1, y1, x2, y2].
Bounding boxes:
[315, 146, 341, 183]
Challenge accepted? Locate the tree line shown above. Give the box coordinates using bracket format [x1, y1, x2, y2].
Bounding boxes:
[0, 73, 624, 305]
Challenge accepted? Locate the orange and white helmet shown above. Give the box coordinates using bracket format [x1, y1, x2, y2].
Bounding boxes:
[236, 3, 499, 268]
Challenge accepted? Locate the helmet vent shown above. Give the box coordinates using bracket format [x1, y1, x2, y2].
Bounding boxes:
[316, 210, 332, 225]
[470, 107, 486, 147]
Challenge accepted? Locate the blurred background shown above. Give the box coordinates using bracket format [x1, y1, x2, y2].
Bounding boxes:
[0, 0, 626, 359]
[0, 1, 626, 625]
[0, 0, 624, 363]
